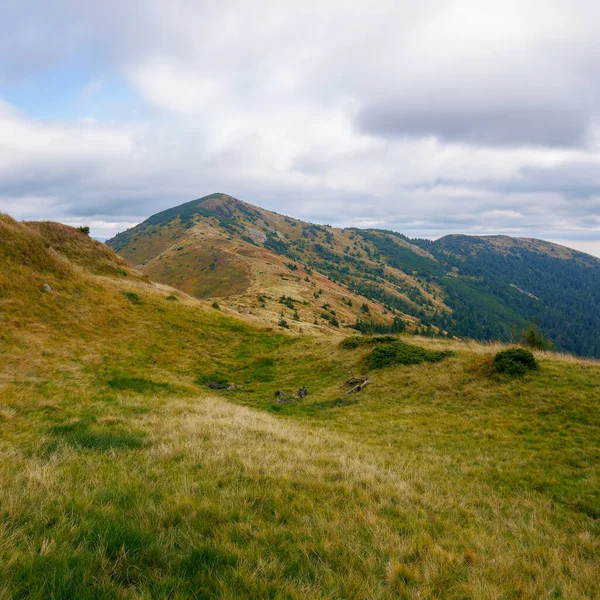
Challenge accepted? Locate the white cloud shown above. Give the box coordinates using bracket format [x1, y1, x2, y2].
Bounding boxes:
[0, 0, 600, 255]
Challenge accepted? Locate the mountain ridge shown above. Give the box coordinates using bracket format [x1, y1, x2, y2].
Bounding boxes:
[107, 193, 600, 357]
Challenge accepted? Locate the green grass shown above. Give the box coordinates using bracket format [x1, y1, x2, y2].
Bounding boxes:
[106, 376, 176, 394]
[1, 215, 599, 599]
[50, 418, 146, 452]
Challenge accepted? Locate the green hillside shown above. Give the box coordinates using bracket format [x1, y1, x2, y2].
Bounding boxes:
[1, 214, 599, 598]
[418, 234, 600, 357]
[108, 194, 600, 357]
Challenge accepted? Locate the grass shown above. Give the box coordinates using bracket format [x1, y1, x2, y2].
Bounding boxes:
[0, 215, 599, 598]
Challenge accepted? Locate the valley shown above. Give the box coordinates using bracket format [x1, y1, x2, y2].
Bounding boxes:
[0, 213, 599, 598]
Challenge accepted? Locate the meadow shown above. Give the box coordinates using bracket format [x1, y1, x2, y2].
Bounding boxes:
[0, 215, 599, 599]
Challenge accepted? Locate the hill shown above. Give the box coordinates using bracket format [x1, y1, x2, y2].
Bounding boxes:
[107, 193, 423, 335]
[1, 213, 599, 598]
[108, 193, 600, 357]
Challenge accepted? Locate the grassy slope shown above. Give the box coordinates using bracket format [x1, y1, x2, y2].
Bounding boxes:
[1, 216, 599, 599]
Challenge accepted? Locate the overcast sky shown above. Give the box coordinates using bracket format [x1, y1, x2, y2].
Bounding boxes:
[1, 1, 600, 255]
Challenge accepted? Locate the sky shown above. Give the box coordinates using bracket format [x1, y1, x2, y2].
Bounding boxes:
[1, 1, 600, 255]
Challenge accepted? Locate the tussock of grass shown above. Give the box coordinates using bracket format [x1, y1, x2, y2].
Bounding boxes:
[368, 339, 454, 369]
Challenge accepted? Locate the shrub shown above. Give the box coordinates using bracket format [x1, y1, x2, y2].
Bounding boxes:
[211, 301, 220, 310]
[122, 291, 142, 305]
[279, 295, 295, 309]
[521, 321, 552, 350]
[165, 294, 179, 301]
[368, 341, 453, 369]
[494, 348, 539, 375]
[340, 335, 397, 349]
[77, 226, 90, 235]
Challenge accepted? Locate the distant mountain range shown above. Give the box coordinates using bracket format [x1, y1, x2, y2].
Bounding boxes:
[108, 193, 600, 357]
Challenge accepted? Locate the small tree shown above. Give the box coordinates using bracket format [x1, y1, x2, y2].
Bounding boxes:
[77, 226, 90, 235]
[391, 316, 405, 333]
[521, 320, 552, 350]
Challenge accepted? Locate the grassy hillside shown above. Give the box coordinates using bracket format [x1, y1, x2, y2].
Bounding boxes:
[2, 215, 600, 598]
[107, 193, 600, 357]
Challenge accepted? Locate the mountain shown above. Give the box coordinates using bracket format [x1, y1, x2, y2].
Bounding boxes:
[108, 193, 600, 357]
[107, 193, 422, 334]
[420, 233, 600, 356]
[2, 213, 599, 597]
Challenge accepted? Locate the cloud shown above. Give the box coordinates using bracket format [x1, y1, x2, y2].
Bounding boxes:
[356, 102, 592, 148]
[0, 0, 600, 256]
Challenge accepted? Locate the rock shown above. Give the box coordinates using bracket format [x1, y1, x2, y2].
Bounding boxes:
[207, 381, 239, 390]
[42, 283, 53, 293]
[244, 226, 267, 244]
[296, 386, 308, 398]
[207, 381, 228, 390]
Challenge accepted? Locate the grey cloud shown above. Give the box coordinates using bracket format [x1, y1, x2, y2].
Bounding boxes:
[514, 162, 600, 199]
[356, 102, 591, 148]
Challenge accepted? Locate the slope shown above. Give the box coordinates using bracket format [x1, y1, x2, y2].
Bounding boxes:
[111, 193, 600, 356]
[421, 234, 600, 356]
[1, 214, 600, 598]
[107, 193, 441, 335]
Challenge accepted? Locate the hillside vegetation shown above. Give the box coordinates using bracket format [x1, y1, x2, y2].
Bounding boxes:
[108, 193, 600, 357]
[1, 214, 600, 599]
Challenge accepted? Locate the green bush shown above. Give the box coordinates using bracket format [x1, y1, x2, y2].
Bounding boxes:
[494, 348, 539, 375]
[122, 291, 142, 305]
[368, 341, 453, 369]
[340, 335, 397, 349]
